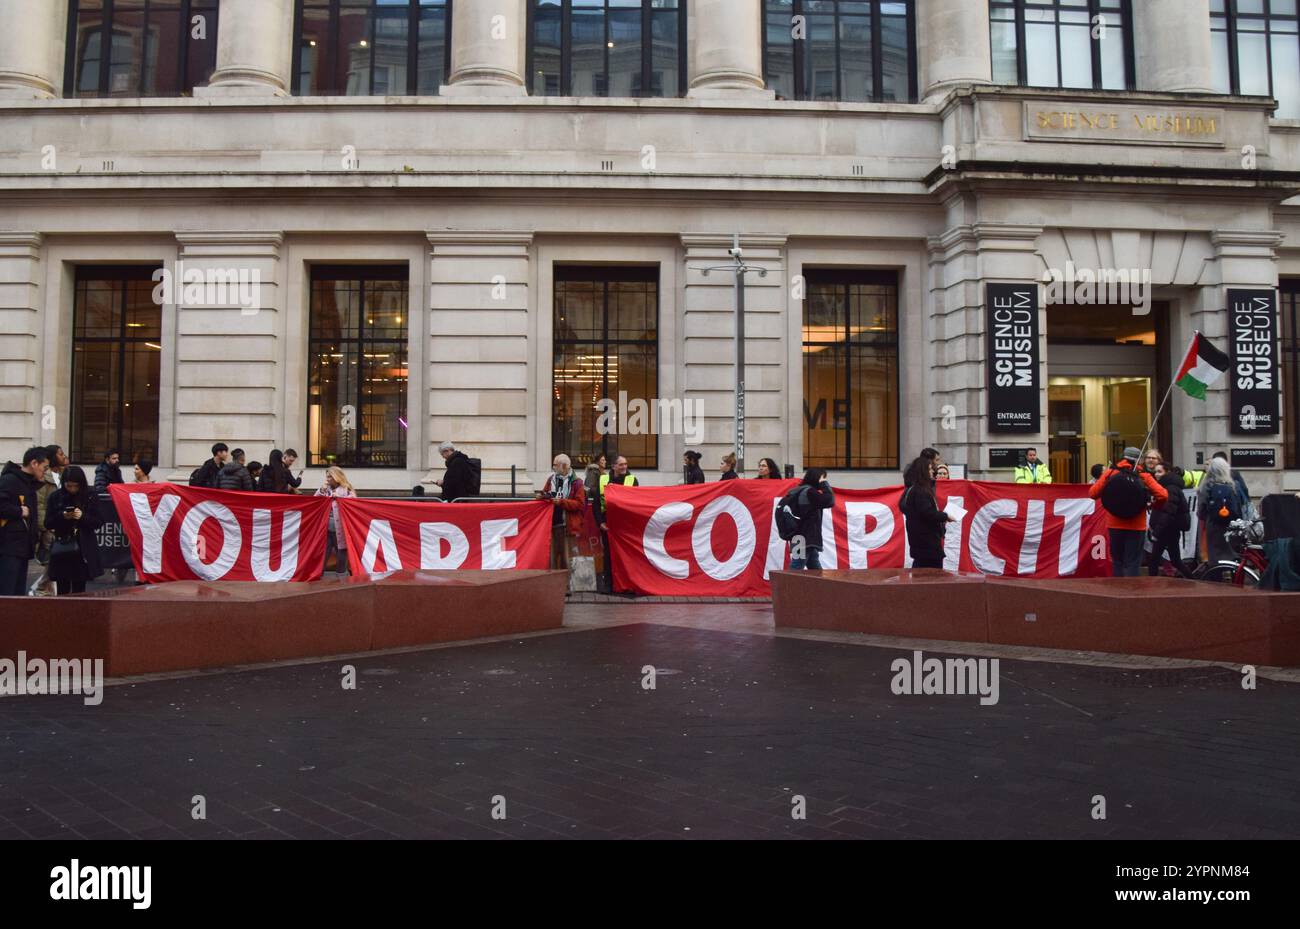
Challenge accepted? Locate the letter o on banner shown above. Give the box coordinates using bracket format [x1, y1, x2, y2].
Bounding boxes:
[643, 502, 693, 579]
[691, 496, 756, 581]
[180, 501, 242, 580]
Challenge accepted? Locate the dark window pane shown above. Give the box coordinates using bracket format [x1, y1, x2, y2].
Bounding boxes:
[764, 12, 796, 99]
[649, 11, 678, 96]
[298, 3, 332, 94]
[373, 6, 410, 95]
[417, 2, 450, 93]
[571, 7, 605, 95]
[532, 3, 562, 94]
[141, 3, 182, 96]
[839, 16, 872, 102]
[338, 4, 373, 95]
[608, 8, 641, 97]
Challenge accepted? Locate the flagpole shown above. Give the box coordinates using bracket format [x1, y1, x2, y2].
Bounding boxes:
[1137, 329, 1199, 464]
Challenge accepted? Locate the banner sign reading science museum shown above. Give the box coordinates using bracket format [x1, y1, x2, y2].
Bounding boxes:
[110, 484, 331, 583]
[986, 282, 1041, 433]
[336, 498, 552, 572]
[604, 480, 1109, 597]
[1227, 288, 1280, 436]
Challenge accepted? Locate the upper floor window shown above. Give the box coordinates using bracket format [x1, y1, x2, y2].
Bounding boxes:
[763, 1, 917, 102]
[527, 0, 686, 97]
[1212, 0, 1300, 119]
[990, 0, 1133, 91]
[66, 0, 219, 97]
[294, 0, 451, 96]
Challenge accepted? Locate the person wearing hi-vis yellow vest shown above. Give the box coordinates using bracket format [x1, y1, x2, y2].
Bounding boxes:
[1013, 448, 1052, 484]
[596, 455, 638, 594]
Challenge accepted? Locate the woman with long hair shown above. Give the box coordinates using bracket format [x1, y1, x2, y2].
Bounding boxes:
[682, 450, 705, 484]
[756, 457, 782, 480]
[315, 465, 354, 575]
[787, 467, 835, 570]
[898, 455, 951, 570]
[261, 449, 290, 493]
[43, 465, 103, 594]
[1197, 457, 1240, 565]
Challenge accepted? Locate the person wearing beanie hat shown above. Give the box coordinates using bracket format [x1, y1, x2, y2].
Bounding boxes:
[1089, 446, 1168, 577]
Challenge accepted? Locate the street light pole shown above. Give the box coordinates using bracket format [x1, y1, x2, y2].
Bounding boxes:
[698, 234, 766, 475]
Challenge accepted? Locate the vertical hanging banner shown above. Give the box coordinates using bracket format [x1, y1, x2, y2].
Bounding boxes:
[1227, 288, 1280, 435]
[605, 480, 1109, 597]
[986, 282, 1041, 433]
[109, 484, 330, 583]
[336, 498, 552, 572]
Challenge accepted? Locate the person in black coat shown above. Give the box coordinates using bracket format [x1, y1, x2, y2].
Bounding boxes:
[718, 452, 739, 481]
[899, 454, 952, 570]
[791, 468, 835, 570]
[93, 450, 124, 493]
[1147, 463, 1194, 579]
[43, 465, 103, 595]
[217, 449, 255, 491]
[682, 451, 705, 484]
[435, 442, 476, 501]
[0, 448, 50, 595]
[260, 449, 293, 493]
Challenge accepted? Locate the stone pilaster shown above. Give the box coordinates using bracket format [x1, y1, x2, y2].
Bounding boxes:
[921, 0, 992, 101]
[0, 235, 43, 461]
[442, 0, 527, 97]
[0, 0, 67, 99]
[1133, 0, 1213, 94]
[171, 233, 283, 470]
[427, 233, 532, 491]
[195, 0, 293, 97]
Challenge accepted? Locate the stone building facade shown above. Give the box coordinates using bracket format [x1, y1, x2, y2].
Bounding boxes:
[2, 0, 1299, 493]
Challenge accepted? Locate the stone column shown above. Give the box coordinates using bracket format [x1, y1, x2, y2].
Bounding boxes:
[688, 0, 772, 98]
[427, 233, 532, 492]
[0, 1, 67, 99]
[0, 235, 43, 461]
[441, 0, 527, 97]
[171, 233, 283, 471]
[1184, 230, 1284, 492]
[926, 220, 1044, 479]
[196, 0, 294, 97]
[921, 0, 992, 100]
[1134, 0, 1213, 93]
[679, 235, 786, 470]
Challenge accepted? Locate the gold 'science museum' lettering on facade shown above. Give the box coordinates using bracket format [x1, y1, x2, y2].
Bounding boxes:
[1023, 103, 1226, 147]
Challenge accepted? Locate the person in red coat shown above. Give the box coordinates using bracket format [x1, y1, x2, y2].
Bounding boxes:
[539, 454, 586, 570]
[1088, 446, 1168, 577]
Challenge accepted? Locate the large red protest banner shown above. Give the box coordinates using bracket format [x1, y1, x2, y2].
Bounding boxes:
[605, 479, 1110, 597]
[109, 484, 330, 583]
[336, 498, 552, 572]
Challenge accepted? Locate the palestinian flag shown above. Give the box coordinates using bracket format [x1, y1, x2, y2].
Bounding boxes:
[1174, 332, 1230, 400]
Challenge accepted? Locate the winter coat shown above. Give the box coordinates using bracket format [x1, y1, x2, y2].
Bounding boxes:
[1148, 473, 1187, 538]
[719, 470, 739, 481]
[1014, 462, 1053, 484]
[795, 481, 835, 551]
[44, 487, 103, 582]
[543, 472, 587, 536]
[684, 464, 705, 484]
[1088, 460, 1168, 531]
[260, 461, 293, 494]
[314, 484, 354, 550]
[217, 461, 255, 491]
[584, 464, 603, 499]
[35, 469, 59, 543]
[440, 451, 476, 502]
[189, 458, 224, 489]
[0, 461, 41, 559]
[94, 461, 123, 493]
[899, 483, 948, 563]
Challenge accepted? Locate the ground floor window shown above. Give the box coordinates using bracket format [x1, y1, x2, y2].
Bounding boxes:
[307, 265, 409, 467]
[802, 270, 899, 470]
[70, 266, 162, 464]
[552, 265, 658, 470]
[1283, 280, 1299, 469]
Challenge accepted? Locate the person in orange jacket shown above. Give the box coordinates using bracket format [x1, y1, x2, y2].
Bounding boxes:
[1088, 446, 1168, 577]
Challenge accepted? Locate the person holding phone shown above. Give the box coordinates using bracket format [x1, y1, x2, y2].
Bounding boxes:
[899, 455, 953, 570]
[43, 465, 103, 595]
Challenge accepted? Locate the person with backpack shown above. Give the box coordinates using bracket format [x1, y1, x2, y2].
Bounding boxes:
[899, 455, 953, 570]
[1148, 461, 1194, 579]
[43, 465, 103, 595]
[434, 441, 479, 501]
[1198, 457, 1242, 566]
[1089, 446, 1168, 577]
[189, 442, 229, 488]
[775, 468, 834, 570]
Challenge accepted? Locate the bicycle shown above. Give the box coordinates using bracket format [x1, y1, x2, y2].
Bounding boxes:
[1194, 518, 1268, 587]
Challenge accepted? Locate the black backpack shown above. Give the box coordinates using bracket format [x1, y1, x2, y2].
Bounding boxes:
[1099, 467, 1150, 520]
[1204, 482, 1241, 524]
[775, 486, 809, 542]
[466, 458, 482, 496]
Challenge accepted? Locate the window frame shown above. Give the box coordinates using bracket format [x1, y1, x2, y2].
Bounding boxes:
[989, 0, 1135, 92]
[551, 264, 660, 471]
[1211, 0, 1300, 109]
[801, 268, 901, 472]
[760, 0, 919, 103]
[69, 265, 163, 465]
[525, 0, 688, 98]
[306, 264, 411, 469]
[64, 0, 219, 98]
[291, 0, 453, 96]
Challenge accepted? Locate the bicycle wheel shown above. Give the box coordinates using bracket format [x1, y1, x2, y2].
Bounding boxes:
[1196, 561, 1243, 585]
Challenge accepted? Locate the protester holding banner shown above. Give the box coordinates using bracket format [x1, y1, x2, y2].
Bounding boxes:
[756, 458, 782, 480]
[43, 466, 103, 595]
[315, 466, 355, 576]
[789, 468, 834, 570]
[539, 454, 586, 570]
[719, 453, 739, 481]
[597, 455, 638, 593]
[899, 456, 952, 570]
